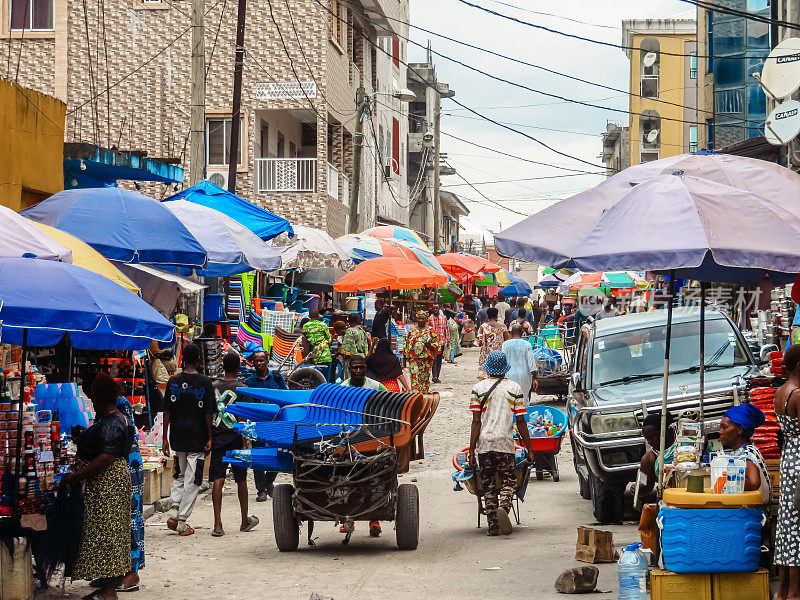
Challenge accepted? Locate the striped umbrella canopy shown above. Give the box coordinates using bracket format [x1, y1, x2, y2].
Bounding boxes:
[361, 225, 427, 247]
[536, 271, 568, 289]
[558, 271, 649, 293]
[337, 234, 447, 275]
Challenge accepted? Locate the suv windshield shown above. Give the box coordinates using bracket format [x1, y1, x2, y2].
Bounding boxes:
[590, 318, 751, 387]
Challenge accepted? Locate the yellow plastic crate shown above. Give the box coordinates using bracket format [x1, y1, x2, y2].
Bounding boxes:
[712, 569, 769, 600]
[651, 570, 712, 600]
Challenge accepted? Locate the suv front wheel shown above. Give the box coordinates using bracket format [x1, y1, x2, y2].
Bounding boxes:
[588, 471, 625, 524]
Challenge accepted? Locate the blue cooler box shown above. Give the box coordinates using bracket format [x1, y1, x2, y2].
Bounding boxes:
[658, 507, 762, 573]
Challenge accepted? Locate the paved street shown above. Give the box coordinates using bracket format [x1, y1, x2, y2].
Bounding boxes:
[43, 348, 638, 600]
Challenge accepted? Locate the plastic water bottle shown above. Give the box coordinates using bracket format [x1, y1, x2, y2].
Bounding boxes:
[618, 542, 648, 600]
[544, 408, 553, 425]
[532, 424, 547, 438]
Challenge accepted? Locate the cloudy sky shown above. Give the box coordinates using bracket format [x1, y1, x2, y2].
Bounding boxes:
[408, 0, 689, 239]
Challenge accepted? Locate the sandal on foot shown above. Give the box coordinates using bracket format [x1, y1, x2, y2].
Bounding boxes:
[117, 584, 140, 593]
[166, 517, 178, 531]
[240, 515, 259, 532]
[496, 506, 513, 535]
[178, 525, 195, 536]
[211, 528, 225, 537]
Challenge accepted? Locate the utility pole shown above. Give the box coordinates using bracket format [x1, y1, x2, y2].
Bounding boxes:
[432, 94, 442, 253]
[227, 0, 247, 193]
[189, 0, 205, 185]
[349, 86, 368, 234]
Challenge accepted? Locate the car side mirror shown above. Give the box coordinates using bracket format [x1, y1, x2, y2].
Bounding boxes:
[759, 343, 779, 364]
[571, 372, 584, 391]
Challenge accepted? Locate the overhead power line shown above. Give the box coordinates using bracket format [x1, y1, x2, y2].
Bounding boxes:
[679, 0, 800, 30]
[456, 0, 798, 58]
[480, 0, 619, 30]
[314, 0, 611, 172]
[334, 0, 758, 131]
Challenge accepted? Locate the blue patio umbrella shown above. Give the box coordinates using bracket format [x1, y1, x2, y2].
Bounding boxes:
[501, 272, 532, 297]
[165, 181, 294, 241]
[21, 188, 207, 268]
[0, 257, 175, 350]
[0, 257, 175, 525]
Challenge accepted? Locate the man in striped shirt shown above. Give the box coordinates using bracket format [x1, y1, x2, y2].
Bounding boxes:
[468, 350, 533, 536]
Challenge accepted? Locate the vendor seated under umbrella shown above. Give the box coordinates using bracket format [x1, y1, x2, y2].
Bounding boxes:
[717, 403, 771, 504]
[628, 411, 677, 502]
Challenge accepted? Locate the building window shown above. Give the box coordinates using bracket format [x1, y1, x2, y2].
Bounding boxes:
[639, 110, 660, 164]
[690, 53, 697, 79]
[10, 0, 54, 30]
[329, 0, 346, 50]
[392, 38, 400, 69]
[706, 119, 714, 150]
[689, 126, 698, 153]
[392, 118, 400, 175]
[206, 118, 243, 167]
[640, 38, 660, 99]
[277, 132, 285, 158]
[289, 141, 297, 158]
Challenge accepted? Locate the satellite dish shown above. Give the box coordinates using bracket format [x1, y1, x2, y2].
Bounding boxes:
[756, 37, 800, 100]
[642, 52, 657, 68]
[765, 99, 800, 145]
[646, 129, 659, 143]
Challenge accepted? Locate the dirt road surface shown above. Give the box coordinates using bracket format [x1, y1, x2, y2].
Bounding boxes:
[42, 348, 639, 600]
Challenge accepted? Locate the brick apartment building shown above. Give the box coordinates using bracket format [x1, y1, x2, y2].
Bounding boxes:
[0, 0, 410, 236]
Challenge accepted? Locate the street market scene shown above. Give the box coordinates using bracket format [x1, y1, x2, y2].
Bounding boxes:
[4, 0, 800, 599]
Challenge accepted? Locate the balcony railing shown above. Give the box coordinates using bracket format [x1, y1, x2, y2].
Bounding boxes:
[255, 158, 316, 192]
[327, 162, 339, 200]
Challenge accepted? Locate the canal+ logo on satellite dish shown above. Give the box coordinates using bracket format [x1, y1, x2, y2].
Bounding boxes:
[775, 107, 799, 121]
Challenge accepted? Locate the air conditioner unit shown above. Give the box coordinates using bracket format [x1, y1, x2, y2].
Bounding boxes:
[206, 171, 228, 189]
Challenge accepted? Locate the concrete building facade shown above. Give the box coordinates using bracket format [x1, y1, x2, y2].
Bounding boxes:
[622, 16, 698, 166]
[0, 79, 65, 210]
[0, 0, 409, 236]
[601, 122, 630, 177]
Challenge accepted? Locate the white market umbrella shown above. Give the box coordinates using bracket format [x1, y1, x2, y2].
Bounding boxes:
[161, 200, 281, 276]
[0, 205, 72, 262]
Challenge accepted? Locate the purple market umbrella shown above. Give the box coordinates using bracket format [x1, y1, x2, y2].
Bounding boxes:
[497, 170, 800, 493]
[497, 171, 800, 285]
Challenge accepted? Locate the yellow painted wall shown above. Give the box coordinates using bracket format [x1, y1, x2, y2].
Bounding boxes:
[629, 33, 694, 166]
[0, 78, 65, 210]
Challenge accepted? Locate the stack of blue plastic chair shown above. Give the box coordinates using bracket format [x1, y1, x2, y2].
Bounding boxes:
[223, 384, 379, 472]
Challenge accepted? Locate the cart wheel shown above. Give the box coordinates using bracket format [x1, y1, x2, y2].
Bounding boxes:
[273, 484, 299, 552]
[536, 469, 544, 481]
[552, 457, 560, 482]
[552, 469, 560, 482]
[396, 484, 419, 550]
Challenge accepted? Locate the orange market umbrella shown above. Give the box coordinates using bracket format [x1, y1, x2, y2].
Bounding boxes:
[436, 252, 501, 280]
[333, 257, 447, 292]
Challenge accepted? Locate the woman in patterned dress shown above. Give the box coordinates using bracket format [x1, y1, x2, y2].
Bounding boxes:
[477, 307, 509, 379]
[67, 372, 134, 600]
[774, 345, 800, 600]
[116, 397, 144, 591]
[403, 310, 441, 393]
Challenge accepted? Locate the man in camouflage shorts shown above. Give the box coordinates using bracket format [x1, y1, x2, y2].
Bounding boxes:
[469, 350, 533, 536]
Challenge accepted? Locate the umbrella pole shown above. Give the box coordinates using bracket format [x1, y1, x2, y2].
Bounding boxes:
[11, 329, 28, 527]
[657, 271, 676, 492]
[699, 281, 706, 426]
[290, 269, 296, 305]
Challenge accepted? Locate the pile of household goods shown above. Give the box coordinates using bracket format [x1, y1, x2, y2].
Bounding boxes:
[0, 363, 70, 520]
[634, 417, 769, 600]
[222, 384, 439, 473]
